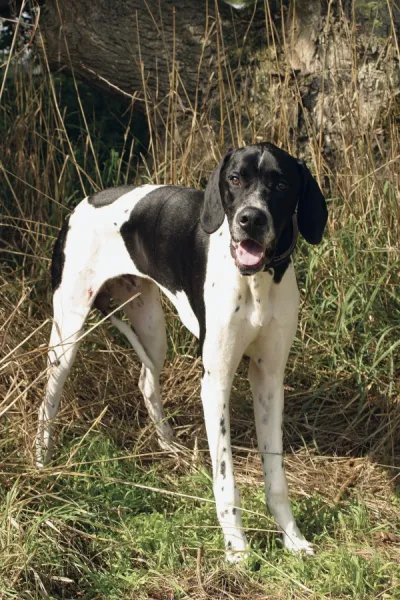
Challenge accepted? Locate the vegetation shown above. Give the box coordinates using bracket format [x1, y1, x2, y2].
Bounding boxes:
[0, 3, 399, 599]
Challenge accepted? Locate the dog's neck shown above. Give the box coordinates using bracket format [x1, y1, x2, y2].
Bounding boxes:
[264, 214, 298, 271]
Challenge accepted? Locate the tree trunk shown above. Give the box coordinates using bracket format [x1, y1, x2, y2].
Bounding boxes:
[38, 0, 230, 115]
[37, 0, 400, 165]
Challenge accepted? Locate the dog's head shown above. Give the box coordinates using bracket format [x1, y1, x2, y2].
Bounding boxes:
[200, 143, 328, 275]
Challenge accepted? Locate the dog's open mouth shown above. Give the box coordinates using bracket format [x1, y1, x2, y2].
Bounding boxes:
[231, 239, 265, 268]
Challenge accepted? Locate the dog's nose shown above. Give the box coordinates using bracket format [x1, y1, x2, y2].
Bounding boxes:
[237, 207, 268, 233]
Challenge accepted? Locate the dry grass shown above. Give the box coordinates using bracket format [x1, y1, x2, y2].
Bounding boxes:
[1, 2, 400, 599]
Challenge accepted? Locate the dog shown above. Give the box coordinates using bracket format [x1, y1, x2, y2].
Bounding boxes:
[36, 142, 327, 562]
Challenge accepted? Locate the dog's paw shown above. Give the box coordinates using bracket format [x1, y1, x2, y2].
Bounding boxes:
[226, 548, 250, 564]
[156, 421, 175, 449]
[225, 536, 250, 564]
[158, 437, 182, 455]
[35, 444, 52, 469]
[157, 425, 183, 455]
[283, 533, 315, 555]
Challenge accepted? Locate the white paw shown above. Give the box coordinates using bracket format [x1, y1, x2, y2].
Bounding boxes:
[158, 437, 181, 454]
[284, 534, 315, 555]
[157, 424, 182, 454]
[225, 537, 250, 564]
[226, 548, 250, 564]
[35, 444, 52, 469]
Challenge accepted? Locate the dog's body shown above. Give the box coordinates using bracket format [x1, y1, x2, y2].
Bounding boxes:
[37, 143, 327, 561]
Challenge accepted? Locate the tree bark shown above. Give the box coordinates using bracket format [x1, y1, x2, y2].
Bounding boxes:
[38, 0, 230, 115]
[37, 0, 400, 163]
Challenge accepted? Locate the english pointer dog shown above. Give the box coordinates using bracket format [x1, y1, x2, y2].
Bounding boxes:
[36, 142, 327, 561]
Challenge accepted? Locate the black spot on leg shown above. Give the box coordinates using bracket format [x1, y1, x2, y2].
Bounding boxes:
[232, 508, 237, 515]
[53, 359, 60, 368]
[256, 298, 260, 304]
[221, 486, 224, 492]
[258, 358, 263, 365]
[223, 447, 226, 452]
[227, 541, 232, 549]
[220, 461, 226, 478]
[223, 403, 226, 409]
[212, 282, 215, 287]
[207, 370, 210, 376]
[114, 222, 117, 226]
[235, 305, 240, 312]
[261, 455, 264, 464]
[220, 417, 226, 436]
[238, 294, 242, 301]
[264, 444, 267, 450]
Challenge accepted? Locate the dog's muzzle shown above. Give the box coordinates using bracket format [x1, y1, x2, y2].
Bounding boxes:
[232, 207, 274, 271]
[231, 239, 266, 268]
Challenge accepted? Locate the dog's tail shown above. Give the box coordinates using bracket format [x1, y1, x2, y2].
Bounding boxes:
[109, 315, 155, 371]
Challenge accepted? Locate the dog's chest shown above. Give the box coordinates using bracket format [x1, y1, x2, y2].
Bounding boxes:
[242, 274, 274, 328]
[204, 222, 275, 331]
[222, 274, 275, 340]
[205, 265, 274, 332]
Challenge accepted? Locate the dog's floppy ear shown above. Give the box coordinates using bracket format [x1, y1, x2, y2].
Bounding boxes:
[297, 160, 328, 244]
[200, 149, 234, 234]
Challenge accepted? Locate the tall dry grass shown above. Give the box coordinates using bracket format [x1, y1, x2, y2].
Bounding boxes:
[0, 2, 399, 597]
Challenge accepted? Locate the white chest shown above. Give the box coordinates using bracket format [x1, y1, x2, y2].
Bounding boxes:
[203, 221, 276, 335]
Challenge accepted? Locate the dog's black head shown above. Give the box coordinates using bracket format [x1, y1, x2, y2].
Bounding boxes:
[200, 143, 328, 275]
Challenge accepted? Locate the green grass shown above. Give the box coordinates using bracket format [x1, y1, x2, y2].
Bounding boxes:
[1, 433, 399, 599]
[1, 3, 400, 598]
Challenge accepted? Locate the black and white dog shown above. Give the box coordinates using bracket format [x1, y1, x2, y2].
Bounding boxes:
[36, 142, 327, 562]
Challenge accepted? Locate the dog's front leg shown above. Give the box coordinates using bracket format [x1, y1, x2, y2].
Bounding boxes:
[248, 337, 314, 555]
[201, 347, 249, 563]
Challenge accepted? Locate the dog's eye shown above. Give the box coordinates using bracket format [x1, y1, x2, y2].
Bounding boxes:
[229, 176, 241, 186]
[277, 182, 288, 191]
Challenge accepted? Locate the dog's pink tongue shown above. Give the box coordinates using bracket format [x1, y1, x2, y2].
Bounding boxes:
[236, 240, 264, 266]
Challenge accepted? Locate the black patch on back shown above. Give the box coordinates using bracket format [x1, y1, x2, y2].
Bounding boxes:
[51, 217, 70, 291]
[119, 186, 210, 349]
[88, 185, 137, 208]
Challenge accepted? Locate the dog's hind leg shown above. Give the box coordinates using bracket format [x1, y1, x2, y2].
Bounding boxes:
[104, 276, 174, 451]
[36, 288, 91, 468]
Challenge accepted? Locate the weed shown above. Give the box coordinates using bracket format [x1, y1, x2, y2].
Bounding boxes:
[0, 1, 399, 599]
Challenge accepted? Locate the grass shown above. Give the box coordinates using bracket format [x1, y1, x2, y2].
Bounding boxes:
[1, 1, 400, 598]
[1, 432, 399, 598]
